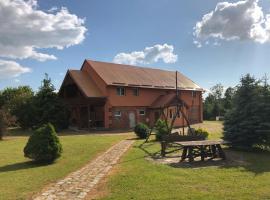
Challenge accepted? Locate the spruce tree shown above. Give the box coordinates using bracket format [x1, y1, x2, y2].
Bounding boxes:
[34, 74, 70, 130]
[255, 76, 270, 148]
[224, 74, 261, 149]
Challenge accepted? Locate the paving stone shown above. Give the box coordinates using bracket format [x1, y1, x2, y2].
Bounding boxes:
[32, 139, 134, 200]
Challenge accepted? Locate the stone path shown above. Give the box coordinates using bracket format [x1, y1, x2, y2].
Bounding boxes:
[33, 139, 134, 200]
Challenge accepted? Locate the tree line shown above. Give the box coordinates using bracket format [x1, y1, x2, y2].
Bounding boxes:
[0, 74, 69, 136]
[203, 83, 235, 120]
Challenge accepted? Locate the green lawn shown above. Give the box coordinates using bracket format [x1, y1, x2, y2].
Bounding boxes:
[101, 121, 270, 200]
[0, 133, 127, 200]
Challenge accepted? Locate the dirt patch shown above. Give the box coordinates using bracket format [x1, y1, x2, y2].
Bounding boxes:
[146, 149, 249, 169]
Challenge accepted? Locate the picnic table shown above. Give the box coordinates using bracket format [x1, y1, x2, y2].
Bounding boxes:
[176, 140, 229, 162]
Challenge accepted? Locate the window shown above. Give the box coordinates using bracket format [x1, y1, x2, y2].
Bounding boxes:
[133, 88, 139, 96]
[192, 91, 197, 98]
[114, 111, 121, 117]
[116, 87, 125, 96]
[139, 109, 145, 115]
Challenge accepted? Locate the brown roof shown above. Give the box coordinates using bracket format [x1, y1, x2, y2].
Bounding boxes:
[68, 70, 104, 98]
[86, 60, 202, 91]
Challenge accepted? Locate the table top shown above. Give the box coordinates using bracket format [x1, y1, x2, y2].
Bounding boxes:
[175, 140, 229, 146]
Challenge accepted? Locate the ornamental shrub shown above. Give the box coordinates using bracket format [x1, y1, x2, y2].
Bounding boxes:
[24, 123, 62, 163]
[155, 119, 170, 141]
[134, 123, 150, 139]
[193, 128, 209, 139]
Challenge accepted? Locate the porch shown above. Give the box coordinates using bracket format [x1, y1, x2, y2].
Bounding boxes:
[69, 98, 107, 130]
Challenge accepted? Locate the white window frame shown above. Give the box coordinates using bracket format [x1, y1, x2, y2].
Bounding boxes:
[117, 87, 125, 96]
[139, 109, 145, 116]
[114, 111, 121, 117]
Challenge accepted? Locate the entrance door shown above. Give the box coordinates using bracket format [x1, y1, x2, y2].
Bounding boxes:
[129, 112, 136, 128]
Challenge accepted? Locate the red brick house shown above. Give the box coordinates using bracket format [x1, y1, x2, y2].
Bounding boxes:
[59, 60, 204, 130]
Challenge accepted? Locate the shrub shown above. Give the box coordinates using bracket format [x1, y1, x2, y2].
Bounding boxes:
[192, 128, 209, 139]
[134, 123, 149, 139]
[24, 123, 62, 163]
[155, 119, 170, 141]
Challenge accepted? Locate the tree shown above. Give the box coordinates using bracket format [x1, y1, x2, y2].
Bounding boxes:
[32, 74, 70, 130]
[0, 86, 33, 114]
[203, 83, 225, 120]
[0, 74, 69, 130]
[223, 74, 270, 149]
[211, 83, 224, 100]
[203, 94, 215, 120]
[0, 109, 7, 140]
[16, 97, 37, 129]
[24, 123, 62, 163]
[223, 87, 235, 111]
[0, 86, 34, 127]
[255, 75, 270, 148]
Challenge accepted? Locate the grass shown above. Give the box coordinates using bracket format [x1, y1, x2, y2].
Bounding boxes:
[0, 133, 128, 200]
[101, 121, 270, 200]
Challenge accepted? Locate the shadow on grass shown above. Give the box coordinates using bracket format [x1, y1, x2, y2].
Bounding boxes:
[6, 127, 135, 137]
[0, 161, 50, 173]
[6, 127, 33, 137]
[138, 141, 270, 175]
[219, 148, 270, 175]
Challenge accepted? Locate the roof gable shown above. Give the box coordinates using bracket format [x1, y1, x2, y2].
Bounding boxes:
[60, 70, 105, 98]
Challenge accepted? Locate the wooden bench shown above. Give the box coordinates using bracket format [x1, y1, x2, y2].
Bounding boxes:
[160, 134, 205, 157]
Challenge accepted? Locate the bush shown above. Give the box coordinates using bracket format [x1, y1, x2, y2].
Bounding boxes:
[155, 119, 170, 141]
[24, 123, 62, 163]
[191, 128, 209, 139]
[134, 123, 149, 139]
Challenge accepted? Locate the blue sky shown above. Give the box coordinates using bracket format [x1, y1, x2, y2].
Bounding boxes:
[0, 0, 270, 92]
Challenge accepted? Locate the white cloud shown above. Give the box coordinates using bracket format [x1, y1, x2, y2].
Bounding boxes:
[193, 40, 202, 48]
[194, 0, 270, 45]
[0, 0, 87, 61]
[48, 6, 58, 13]
[113, 44, 178, 65]
[0, 60, 31, 79]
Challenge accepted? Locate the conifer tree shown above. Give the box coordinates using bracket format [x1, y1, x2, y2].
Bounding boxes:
[224, 74, 270, 149]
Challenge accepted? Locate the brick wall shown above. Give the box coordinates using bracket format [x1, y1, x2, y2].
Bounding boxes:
[110, 106, 147, 129]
